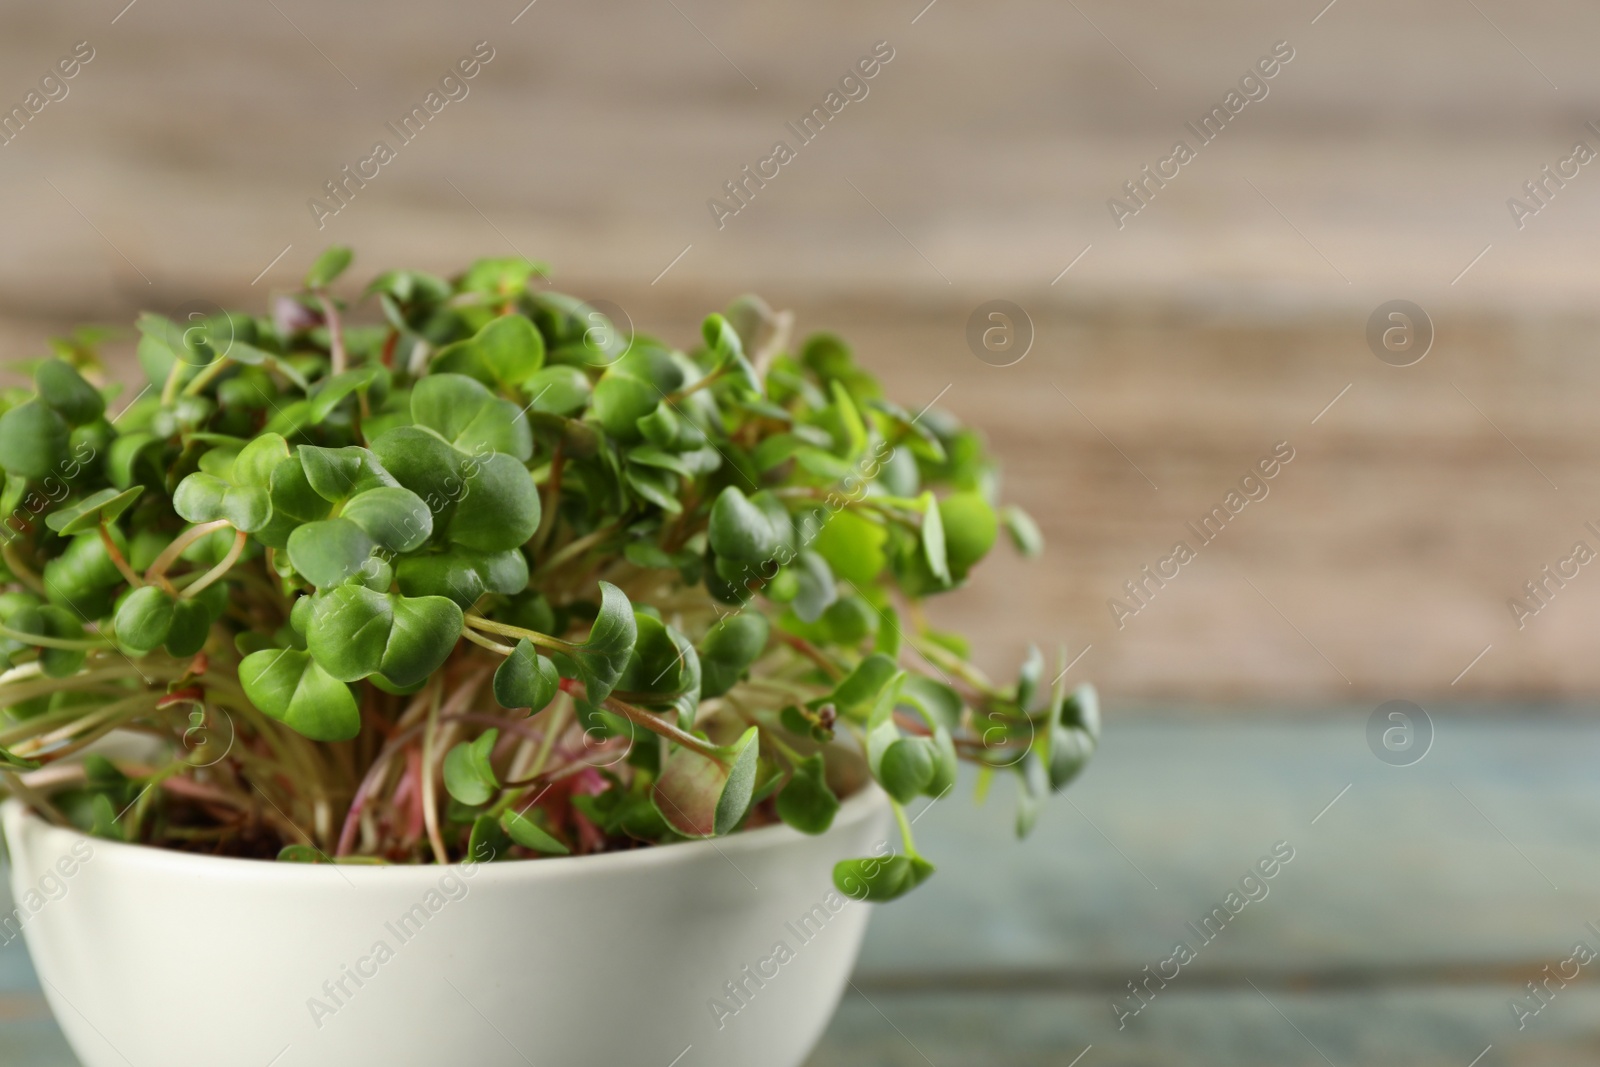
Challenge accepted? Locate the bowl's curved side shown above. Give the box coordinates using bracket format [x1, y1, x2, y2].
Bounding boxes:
[3, 789, 892, 1067]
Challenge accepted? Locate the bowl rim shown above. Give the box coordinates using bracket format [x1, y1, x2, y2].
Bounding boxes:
[1, 783, 891, 887]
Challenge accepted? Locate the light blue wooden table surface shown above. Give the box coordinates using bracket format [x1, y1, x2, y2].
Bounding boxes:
[5, 712, 1597, 1065]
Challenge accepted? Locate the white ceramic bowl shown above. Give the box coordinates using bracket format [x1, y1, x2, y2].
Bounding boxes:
[3, 786, 890, 1067]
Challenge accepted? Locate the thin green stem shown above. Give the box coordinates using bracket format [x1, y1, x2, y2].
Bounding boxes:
[0, 623, 110, 651]
[179, 529, 247, 599]
[774, 631, 843, 680]
[334, 669, 490, 857]
[1, 542, 46, 596]
[734, 676, 821, 701]
[11, 693, 161, 756]
[127, 759, 189, 840]
[600, 695, 721, 760]
[0, 662, 42, 687]
[460, 626, 517, 655]
[891, 798, 919, 857]
[0, 770, 70, 827]
[531, 444, 564, 559]
[145, 520, 230, 586]
[97, 523, 143, 587]
[911, 637, 1001, 699]
[724, 695, 804, 767]
[766, 732, 805, 768]
[0, 690, 131, 746]
[662, 362, 733, 405]
[533, 521, 622, 579]
[972, 764, 994, 805]
[526, 698, 568, 780]
[864, 495, 926, 513]
[462, 614, 569, 653]
[0, 665, 173, 711]
[419, 681, 449, 865]
[486, 698, 575, 816]
[20, 703, 157, 763]
[180, 356, 232, 398]
[202, 683, 317, 797]
[159, 353, 188, 406]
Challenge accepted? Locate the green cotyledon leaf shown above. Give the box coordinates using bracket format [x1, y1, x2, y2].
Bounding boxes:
[708, 486, 779, 563]
[285, 518, 376, 589]
[775, 753, 840, 835]
[443, 452, 540, 552]
[499, 808, 569, 854]
[305, 585, 464, 688]
[652, 725, 759, 838]
[698, 612, 769, 699]
[832, 854, 935, 902]
[569, 581, 637, 704]
[35, 359, 104, 426]
[0, 401, 70, 480]
[492, 638, 560, 714]
[396, 546, 528, 609]
[45, 486, 144, 536]
[305, 246, 353, 288]
[411, 373, 533, 461]
[172, 434, 290, 533]
[443, 729, 499, 806]
[431, 314, 545, 391]
[239, 648, 359, 742]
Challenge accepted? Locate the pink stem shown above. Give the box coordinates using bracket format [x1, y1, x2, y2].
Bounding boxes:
[334, 709, 539, 856]
[401, 746, 424, 843]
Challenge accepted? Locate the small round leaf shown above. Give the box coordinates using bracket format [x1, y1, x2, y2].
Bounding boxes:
[36, 360, 105, 426]
[114, 585, 177, 654]
[652, 725, 760, 838]
[240, 648, 360, 742]
[832, 854, 935, 902]
[0, 401, 70, 481]
[443, 730, 500, 806]
[341, 486, 434, 553]
[698, 612, 769, 699]
[286, 518, 377, 589]
[444, 452, 540, 553]
[939, 491, 998, 578]
[412, 373, 533, 460]
[492, 638, 560, 714]
[708, 486, 778, 563]
[775, 753, 840, 835]
[164, 598, 213, 657]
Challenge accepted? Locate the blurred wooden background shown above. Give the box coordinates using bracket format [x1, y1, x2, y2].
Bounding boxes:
[3, 0, 1600, 703]
[6, 5, 1600, 1066]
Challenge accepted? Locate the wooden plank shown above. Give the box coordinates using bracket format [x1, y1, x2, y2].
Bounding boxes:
[0, 0, 1596, 310]
[808, 988, 1600, 1066]
[0, 1018, 77, 1067]
[0, 934, 42, 995]
[5, 988, 1593, 1066]
[858, 717, 1600, 973]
